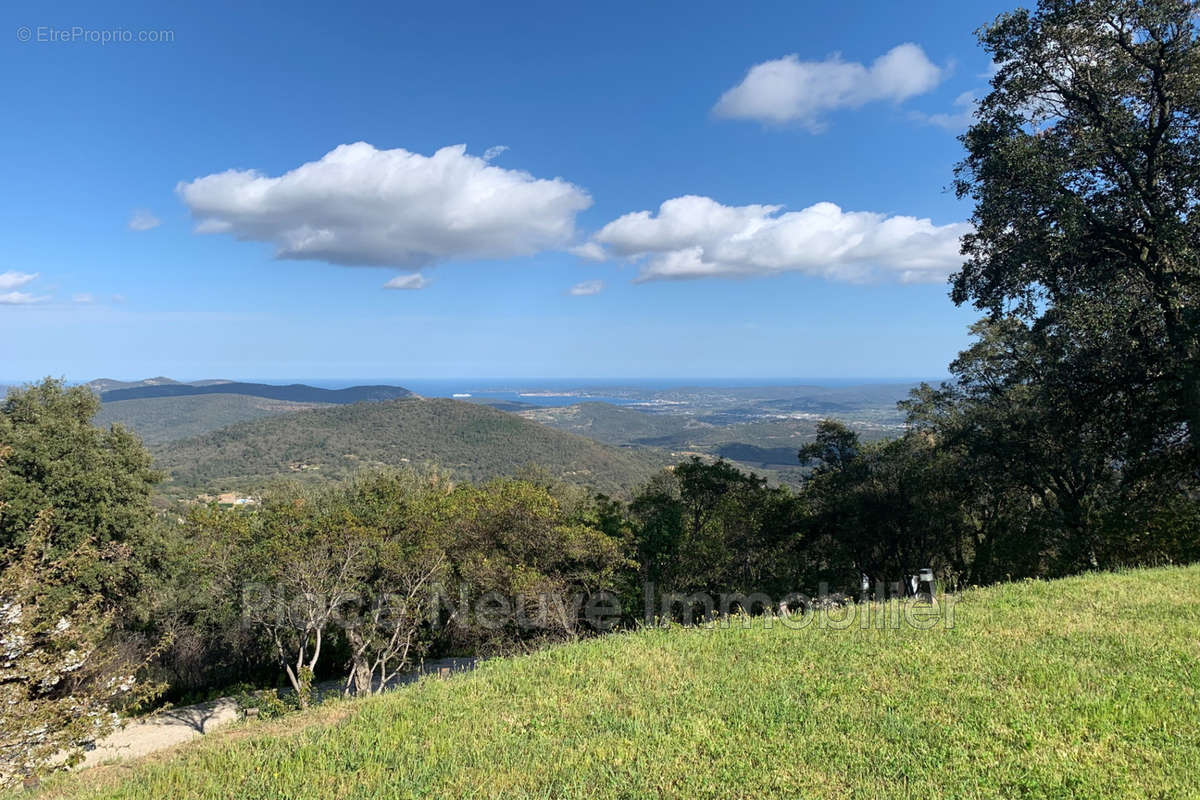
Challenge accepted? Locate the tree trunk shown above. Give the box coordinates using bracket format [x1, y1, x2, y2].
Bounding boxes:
[345, 629, 373, 696]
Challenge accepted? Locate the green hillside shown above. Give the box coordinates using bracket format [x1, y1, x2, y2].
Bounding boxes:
[151, 398, 670, 496]
[95, 394, 333, 444]
[46, 565, 1200, 799]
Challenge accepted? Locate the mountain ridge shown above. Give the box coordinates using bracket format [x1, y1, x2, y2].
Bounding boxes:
[95, 380, 415, 405]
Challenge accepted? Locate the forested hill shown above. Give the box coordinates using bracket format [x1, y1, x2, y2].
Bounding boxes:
[95, 394, 334, 445]
[98, 381, 414, 404]
[151, 398, 670, 496]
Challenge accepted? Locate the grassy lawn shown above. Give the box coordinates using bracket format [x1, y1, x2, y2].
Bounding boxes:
[38, 565, 1200, 799]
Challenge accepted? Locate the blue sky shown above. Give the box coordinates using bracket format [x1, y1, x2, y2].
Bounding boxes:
[0, 0, 1011, 382]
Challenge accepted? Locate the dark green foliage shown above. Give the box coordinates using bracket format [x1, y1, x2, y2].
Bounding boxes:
[429, 478, 632, 654]
[955, 0, 1200, 459]
[866, 0, 1200, 582]
[902, 318, 1177, 579]
[147, 504, 277, 696]
[629, 458, 806, 601]
[0, 384, 166, 783]
[0, 379, 161, 603]
[799, 423, 973, 588]
[155, 471, 633, 696]
[797, 419, 861, 474]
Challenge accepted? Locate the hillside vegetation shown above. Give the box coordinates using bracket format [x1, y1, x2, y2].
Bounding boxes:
[152, 398, 670, 496]
[95, 394, 333, 444]
[45, 565, 1200, 800]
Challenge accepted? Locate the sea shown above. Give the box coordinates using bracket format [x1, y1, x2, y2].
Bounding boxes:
[279, 378, 934, 409]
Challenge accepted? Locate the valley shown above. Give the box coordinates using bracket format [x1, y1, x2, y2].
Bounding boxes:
[83, 377, 919, 495]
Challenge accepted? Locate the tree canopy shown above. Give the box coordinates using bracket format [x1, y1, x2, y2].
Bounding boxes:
[954, 0, 1200, 460]
[0, 379, 160, 602]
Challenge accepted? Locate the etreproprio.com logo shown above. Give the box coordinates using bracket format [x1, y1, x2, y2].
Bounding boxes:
[16, 25, 175, 45]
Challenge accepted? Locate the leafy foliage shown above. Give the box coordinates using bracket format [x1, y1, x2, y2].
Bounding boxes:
[630, 458, 806, 603]
[0, 380, 161, 603]
[170, 471, 631, 700]
[954, 0, 1200, 461]
[0, 510, 160, 789]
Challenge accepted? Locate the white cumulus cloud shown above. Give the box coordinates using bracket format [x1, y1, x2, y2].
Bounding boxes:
[568, 280, 604, 296]
[383, 273, 430, 290]
[128, 209, 161, 231]
[586, 195, 969, 284]
[713, 43, 945, 130]
[0, 271, 38, 291]
[177, 142, 592, 269]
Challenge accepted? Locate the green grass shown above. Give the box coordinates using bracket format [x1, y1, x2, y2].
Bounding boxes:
[41, 565, 1200, 799]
